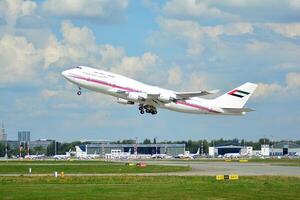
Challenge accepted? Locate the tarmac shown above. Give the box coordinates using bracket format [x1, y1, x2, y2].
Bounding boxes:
[1, 160, 300, 177]
[142, 160, 300, 176]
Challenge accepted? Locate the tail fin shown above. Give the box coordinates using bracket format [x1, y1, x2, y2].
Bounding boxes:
[212, 82, 257, 108]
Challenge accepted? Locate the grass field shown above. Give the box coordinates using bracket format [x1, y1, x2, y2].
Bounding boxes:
[0, 176, 299, 200]
[0, 163, 190, 174]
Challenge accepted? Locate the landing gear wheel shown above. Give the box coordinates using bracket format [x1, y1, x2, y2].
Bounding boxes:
[151, 110, 157, 115]
[140, 110, 145, 114]
[77, 91, 82, 95]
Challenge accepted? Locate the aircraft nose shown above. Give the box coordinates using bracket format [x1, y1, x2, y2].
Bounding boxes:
[61, 70, 69, 78]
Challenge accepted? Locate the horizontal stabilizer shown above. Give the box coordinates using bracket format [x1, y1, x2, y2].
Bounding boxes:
[176, 89, 219, 99]
[222, 107, 255, 114]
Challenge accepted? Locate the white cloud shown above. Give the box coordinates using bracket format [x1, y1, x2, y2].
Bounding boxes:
[253, 72, 300, 98]
[42, 0, 128, 23]
[167, 66, 182, 85]
[286, 72, 300, 88]
[0, 34, 42, 84]
[157, 18, 252, 56]
[163, 0, 239, 22]
[265, 23, 300, 38]
[289, 0, 300, 9]
[111, 52, 159, 79]
[0, 20, 162, 87]
[180, 73, 210, 91]
[0, 0, 37, 26]
[246, 40, 300, 65]
[252, 83, 282, 98]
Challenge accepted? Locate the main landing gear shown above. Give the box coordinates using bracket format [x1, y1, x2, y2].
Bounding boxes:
[77, 87, 82, 95]
[139, 104, 157, 115]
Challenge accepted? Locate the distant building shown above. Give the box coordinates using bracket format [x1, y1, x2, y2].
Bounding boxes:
[270, 141, 300, 156]
[261, 144, 270, 156]
[0, 123, 7, 141]
[208, 145, 253, 157]
[82, 143, 185, 157]
[30, 139, 53, 149]
[18, 131, 30, 142]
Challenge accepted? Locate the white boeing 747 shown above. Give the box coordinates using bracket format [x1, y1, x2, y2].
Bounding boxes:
[62, 66, 257, 115]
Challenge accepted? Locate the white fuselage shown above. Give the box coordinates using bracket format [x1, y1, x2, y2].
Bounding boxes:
[62, 66, 226, 114]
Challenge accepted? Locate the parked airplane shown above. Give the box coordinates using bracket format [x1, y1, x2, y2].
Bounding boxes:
[223, 153, 241, 158]
[53, 151, 71, 160]
[178, 148, 200, 159]
[24, 154, 45, 160]
[151, 153, 173, 159]
[62, 66, 257, 115]
[75, 146, 100, 159]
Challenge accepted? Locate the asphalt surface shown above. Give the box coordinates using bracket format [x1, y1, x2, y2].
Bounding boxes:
[141, 160, 300, 176]
[1, 160, 300, 177]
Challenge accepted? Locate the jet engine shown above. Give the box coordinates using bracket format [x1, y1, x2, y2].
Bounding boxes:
[127, 92, 147, 102]
[158, 94, 175, 103]
[117, 98, 134, 105]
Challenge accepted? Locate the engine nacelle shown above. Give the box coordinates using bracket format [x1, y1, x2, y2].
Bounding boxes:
[158, 94, 175, 103]
[127, 92, 147, 102]
[117, 98, 134, 105]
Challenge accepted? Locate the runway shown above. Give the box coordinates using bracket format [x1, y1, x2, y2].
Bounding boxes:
[1, 160, 299, 177]
[141, 160, 300, 176]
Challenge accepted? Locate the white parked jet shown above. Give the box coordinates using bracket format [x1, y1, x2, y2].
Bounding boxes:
[178, 148, 200, 159]
[62, 66, 257, 115]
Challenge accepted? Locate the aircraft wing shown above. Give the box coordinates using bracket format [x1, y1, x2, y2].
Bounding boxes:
[108, 88, 128, 94]
[175, 89, 219, 99]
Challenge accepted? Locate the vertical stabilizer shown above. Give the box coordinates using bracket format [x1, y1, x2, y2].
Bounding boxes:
[213, 82, 257, 108]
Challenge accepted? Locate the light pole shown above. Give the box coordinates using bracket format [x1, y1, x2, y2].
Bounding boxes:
[154, 137, 158, 158]
[54, 140, 57, 156]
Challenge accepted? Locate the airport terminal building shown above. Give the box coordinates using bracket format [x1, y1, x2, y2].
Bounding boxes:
[80, 143, 185, 157]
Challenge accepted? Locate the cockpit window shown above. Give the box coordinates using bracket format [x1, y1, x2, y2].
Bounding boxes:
[76, 66, 82, 69]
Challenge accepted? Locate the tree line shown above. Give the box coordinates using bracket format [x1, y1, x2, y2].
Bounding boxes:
[1, 138, 300, 157]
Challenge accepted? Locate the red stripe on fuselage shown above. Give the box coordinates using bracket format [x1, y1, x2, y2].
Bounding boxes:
[70, 74, 220, 113]
[176, 101, 221, 114]
[70, 74, 141, 92]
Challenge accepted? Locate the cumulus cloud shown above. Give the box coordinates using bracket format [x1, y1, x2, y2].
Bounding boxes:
[253, 72, 300, 98]
[167, 66, 182, 85]
[0, 20, 162, 87]
[252, 83, 283, 98]
[157, 18, 253, 56]
[111, 52, 159, 79]
[265, 23, 300, 38]
[0, 34, 42, 84]
[163, 0, 239, 22]
[42, 0, 128, 23]
[0, 0, 37, 26]
[286, 72, 300, 88]
[246, 40, 300, 62]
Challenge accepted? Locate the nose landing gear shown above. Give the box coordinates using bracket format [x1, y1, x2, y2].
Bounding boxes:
[77, 87, 82, 95]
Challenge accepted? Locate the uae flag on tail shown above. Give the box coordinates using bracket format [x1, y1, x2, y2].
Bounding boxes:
[228, 89, 250, 98]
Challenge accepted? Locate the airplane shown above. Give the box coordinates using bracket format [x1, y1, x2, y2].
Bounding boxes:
[151, 153, 173, 159]
[75, 146, 100, 159]
[62, 66, 257, 115]
[223, 153, 241, 158]
[24, 154, 45, 160]
[53, 151, 71, 160]
[177, 148, 200, 159]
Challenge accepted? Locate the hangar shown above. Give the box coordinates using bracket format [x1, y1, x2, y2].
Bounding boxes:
[79, 143, 185, 157]
[209, 145, 253, 157]
[270, 141, 300, 156]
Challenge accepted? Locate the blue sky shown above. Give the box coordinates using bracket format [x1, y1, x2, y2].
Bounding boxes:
[0, 0, 300, 142]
